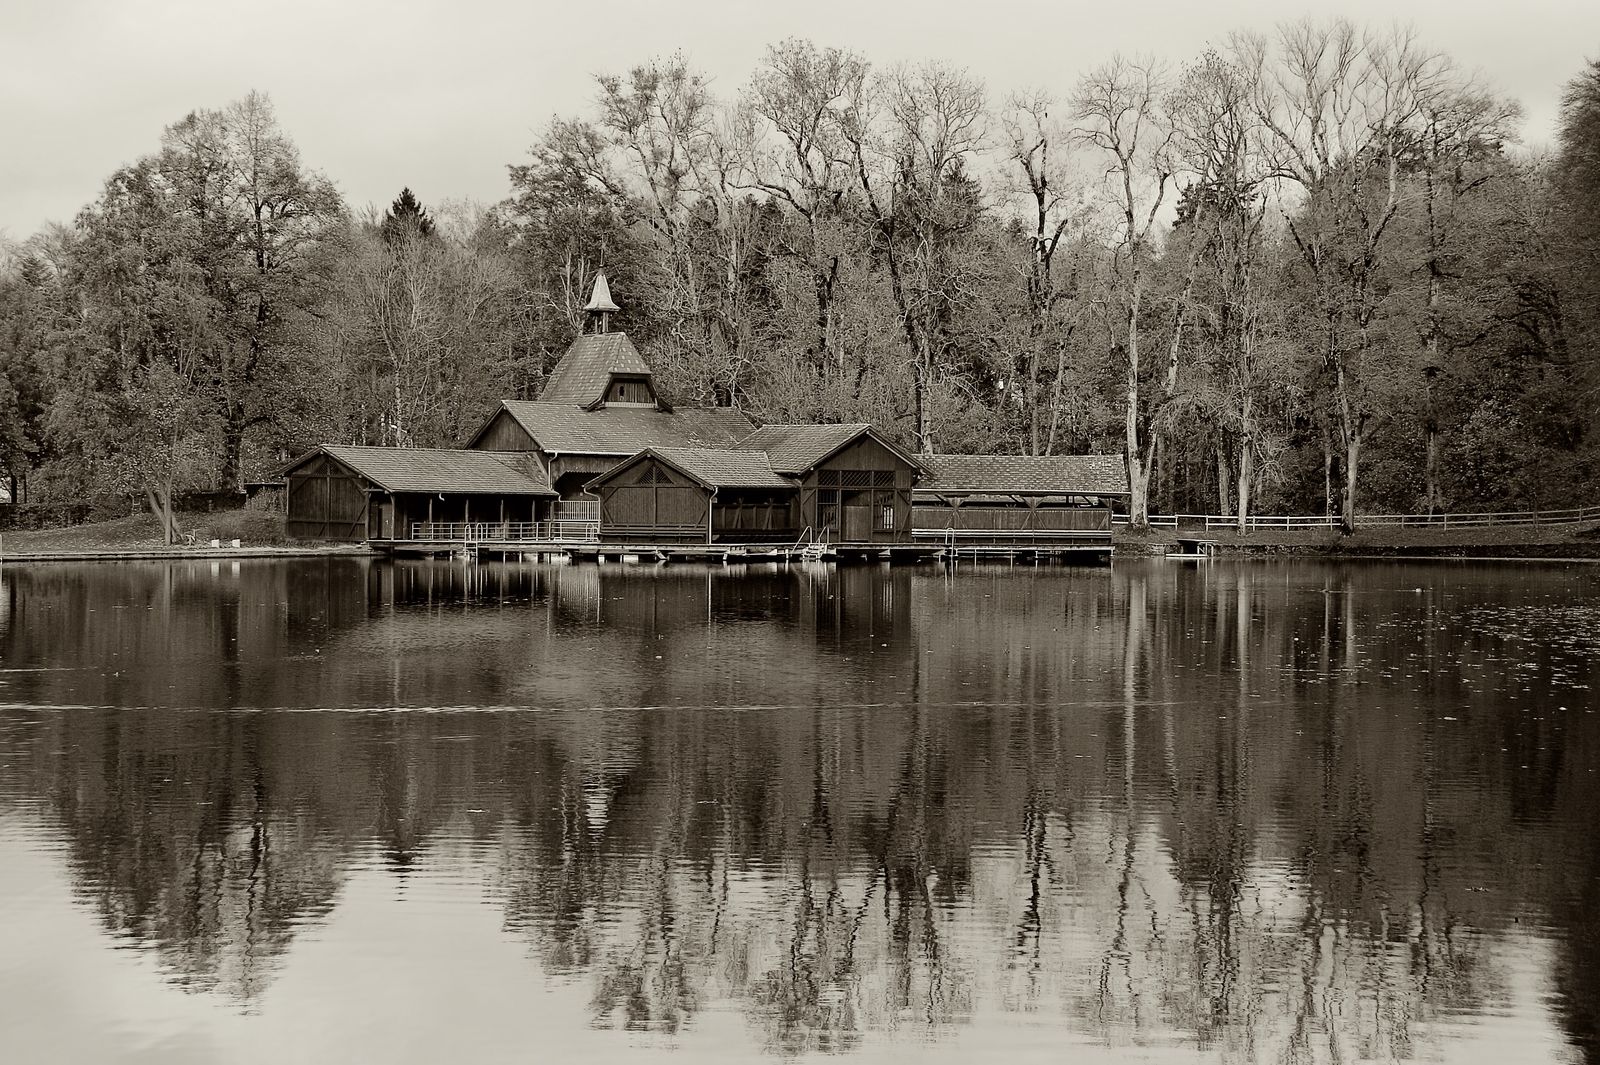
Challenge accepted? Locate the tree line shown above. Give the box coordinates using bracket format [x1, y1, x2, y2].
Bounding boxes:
[2, 21, 1597, 530]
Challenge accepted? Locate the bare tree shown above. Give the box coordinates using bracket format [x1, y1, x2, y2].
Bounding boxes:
[742, 39, 869, 376]
[999, 90, 1094, 456]
[1172, 45, 1288, 530]
[841, 61, 988, 453]
[1072, 56, 1178, 527]
[1408, 70, 1521, 513]
[1254, 21, 1443, 533]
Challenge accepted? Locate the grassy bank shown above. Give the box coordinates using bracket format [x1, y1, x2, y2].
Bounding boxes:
[1114, 520, 1600, 558]
[1, 508, 368, 559]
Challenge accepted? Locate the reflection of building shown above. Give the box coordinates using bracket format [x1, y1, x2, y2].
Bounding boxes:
[282, 274, 1126, 548]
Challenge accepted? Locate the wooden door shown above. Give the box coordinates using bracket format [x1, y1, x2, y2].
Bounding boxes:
[843, 503, 872, 542]
[379, 502, 395, 539]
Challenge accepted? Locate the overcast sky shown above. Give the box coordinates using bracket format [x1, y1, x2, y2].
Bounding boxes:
[1, 0, 1596, 240]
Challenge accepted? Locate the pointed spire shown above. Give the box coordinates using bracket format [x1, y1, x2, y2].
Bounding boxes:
[584, 271, 620, 333]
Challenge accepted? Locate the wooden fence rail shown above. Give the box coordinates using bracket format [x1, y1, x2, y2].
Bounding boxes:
[409, 520, 599, 542]
[1115, 504, 1600, 531]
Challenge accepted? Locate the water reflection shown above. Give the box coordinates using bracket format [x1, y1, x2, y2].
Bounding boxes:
[1, 558, 1598, 1062]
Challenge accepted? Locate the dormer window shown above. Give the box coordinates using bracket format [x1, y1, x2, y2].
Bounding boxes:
[602, 374, 657, 407]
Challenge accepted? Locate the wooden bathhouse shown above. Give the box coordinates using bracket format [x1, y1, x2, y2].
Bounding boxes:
[280, 272, 1128, 558]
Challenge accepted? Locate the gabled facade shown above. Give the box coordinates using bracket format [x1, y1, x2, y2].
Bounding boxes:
[466, 327, 754, 500]
[736, 424, 925, 544]
[282, 445, 555, 542]
[587, 448, 799, 544]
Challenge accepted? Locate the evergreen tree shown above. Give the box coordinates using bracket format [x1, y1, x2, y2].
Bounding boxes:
[380, 187, 436, 245]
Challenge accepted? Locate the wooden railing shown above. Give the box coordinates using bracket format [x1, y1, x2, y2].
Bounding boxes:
[1114, 504, 1600, 531]
[911, 528, 1113, 544]
[550, 500, 599, 522]
[409, 520, 599, 542]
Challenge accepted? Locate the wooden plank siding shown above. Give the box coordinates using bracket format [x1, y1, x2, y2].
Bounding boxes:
[799, 435, 918, 544]
[595, 459, 711, 543]
[471, 409, 538, 451]
[603, 377, 655, 404]
[285, 454, 370, 541]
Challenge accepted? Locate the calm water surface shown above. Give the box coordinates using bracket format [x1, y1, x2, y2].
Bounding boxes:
[2, 558, 1598, 1063]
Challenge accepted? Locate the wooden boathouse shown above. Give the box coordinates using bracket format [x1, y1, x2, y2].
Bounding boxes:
[282, 446, 556, 542]
[587, 448, 798, 544]
[582, 424, 923, 546]
[281, 273, 1127, 562]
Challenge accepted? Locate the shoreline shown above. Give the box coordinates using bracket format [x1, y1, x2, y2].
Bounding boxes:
[2, 546, 380, 563]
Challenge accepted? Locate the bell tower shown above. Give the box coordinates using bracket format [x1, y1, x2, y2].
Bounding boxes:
[583, 271, 620, 334]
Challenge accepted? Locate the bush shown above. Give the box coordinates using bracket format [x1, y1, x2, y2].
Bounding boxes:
[195, 508, 287, 545]
[244, 488, 284, 514]
[0, 502, 93, 530]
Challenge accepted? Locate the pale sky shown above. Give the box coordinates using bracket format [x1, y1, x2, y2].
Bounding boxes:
[1, 0, 1596, 240]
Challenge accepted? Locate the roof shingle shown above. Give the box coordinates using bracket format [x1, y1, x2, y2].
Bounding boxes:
[539, 333, 654, 406]
[319, 446, 555, 495]
[500, 401, 756, 456]
[646, 448, 793, 489]
[917, 453, 1129, 496]
[734, 424, 876, 474]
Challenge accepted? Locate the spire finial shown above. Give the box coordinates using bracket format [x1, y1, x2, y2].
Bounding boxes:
[584, 270, 620, 333]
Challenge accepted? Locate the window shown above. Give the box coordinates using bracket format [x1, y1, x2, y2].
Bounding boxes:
[876, 497, 896, 532]
[817, 487, 840, 530]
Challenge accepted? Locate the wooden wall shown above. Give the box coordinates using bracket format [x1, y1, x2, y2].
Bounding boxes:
[595, 458, 710, 543]
[471, 410, 537, 451]
[604, 378, 655, 404]
[285, 454, 370, 541]
[798, 435, 917, 544]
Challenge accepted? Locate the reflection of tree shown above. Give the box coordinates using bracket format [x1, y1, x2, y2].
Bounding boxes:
[4, 560, 1599, 1057]
[34, 712, 347, 1000]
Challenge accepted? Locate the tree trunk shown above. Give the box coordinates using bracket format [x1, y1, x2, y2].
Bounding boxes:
[1424, 419, 1442, 515]
[1235, 396, 1255, 534]
[1215, 443, 1232, 518]
[1124, 280, 1148, 528]
[913, 358, 931, 454]
[1313, 415, 1331, 517]
[219, 403, 247, 494]
[145, 485, 177, 546]
[1236, 447, 1255, 534]
[1341, 434, 1362, 537]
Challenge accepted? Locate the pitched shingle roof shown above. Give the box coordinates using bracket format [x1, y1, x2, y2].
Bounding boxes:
[646, 448, 793, 489]
[734, 423, 919, 475]
[539, 333, 654, 406]
[917, 453, 1129, 496]
[319, 446, 555, 495]
[499, 401, 756, 456]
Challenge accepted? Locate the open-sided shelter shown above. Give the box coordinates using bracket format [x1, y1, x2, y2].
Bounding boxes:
[911, 454, 1128, 537]
[283, 445, 555, 542]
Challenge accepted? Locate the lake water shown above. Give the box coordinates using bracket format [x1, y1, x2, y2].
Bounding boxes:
[2, 557, 1598, 1064]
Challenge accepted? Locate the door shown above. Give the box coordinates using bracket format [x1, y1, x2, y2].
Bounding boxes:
[843, 498, 873, 542]
[379, 501, 395, 539]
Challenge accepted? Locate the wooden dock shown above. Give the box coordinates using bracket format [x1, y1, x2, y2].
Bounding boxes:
[369, 536, 1112, 566]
